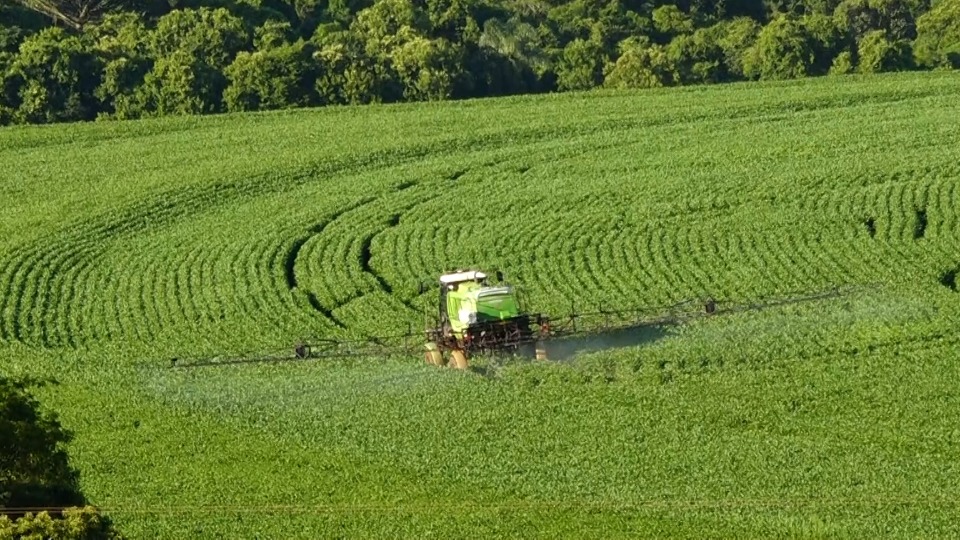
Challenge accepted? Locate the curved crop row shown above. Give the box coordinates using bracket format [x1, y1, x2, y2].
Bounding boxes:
[1, 77, 959, 354]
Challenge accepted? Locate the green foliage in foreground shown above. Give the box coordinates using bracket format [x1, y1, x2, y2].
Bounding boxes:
[1, 506, 122, 540]
[0, 377, 82, 510]
[0, 377, 123, 538]
[0, 73, 959, 537]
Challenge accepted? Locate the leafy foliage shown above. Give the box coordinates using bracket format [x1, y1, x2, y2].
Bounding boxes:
[557, 38, 606, 90]
[743, 14, 814, 79]
[0, 377, 80, 510]
[0, 506, 122, 539]
[856, 28, 912, 72]
[913, 0, 960, 68]
[0, 0, 956, 124]
[603, 38, 678, 87]
[224, 41, 316, 111]
[4, 27, 100, 123]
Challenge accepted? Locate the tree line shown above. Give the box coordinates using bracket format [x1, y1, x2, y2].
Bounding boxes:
[0, 0, 958, 125]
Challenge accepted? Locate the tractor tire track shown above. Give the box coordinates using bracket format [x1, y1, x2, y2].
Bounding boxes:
[1, 128, 577, 349]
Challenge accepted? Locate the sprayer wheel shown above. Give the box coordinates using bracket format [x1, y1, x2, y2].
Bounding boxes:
[535, 340, 548, 361]
[424, 342, 443, 366]
[429, 350, 445, 366]
[450, 349, 468, 370]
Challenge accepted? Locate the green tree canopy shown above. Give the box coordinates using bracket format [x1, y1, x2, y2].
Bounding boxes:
[224, 40, 317, 111]
[856, 28, 912, 71]
[743, 14, 814, 79]
[556, 37, 605, 89]
[0, 0, 954, 126]
[4, 26, 101, 123]
[603, 37, 678, 88]
[913, 0, 960, 67]
[0, 377, 82, 510]
[391, 35, 464, 100]
[1, 377, 122, 539]
[148, 7, 251, 69]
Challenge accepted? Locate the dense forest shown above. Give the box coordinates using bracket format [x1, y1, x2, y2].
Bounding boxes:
[0, 0, 957, 125]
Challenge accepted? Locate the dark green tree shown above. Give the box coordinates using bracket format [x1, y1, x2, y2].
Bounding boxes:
[255, 18, 296, 49]
[667, 24, 728, 84]
[224, 40, 317, 111]
[391, 35, 464, 100]
[547, 0, 649, 51]
[913, 0, 960, 67]
[134, 7, 252, 116]
[0, 377, 122, 539]
[716, 16, 761, 78]
[351, 0, 430, 53]
[478, 18, 553, 89]
[314, 30, 401, 104]
[148, 7, 251, 69]
[465, 43, 540, 96]
[88, 12, 151, 118]
[802, 12, 843, 74]
[832, 0, 926, 42]
[425, 0, 482, 42]
[651, 4, 693, 42]
[603, 37, 678, 88]
[742, 14, 814, 79]
[556, 37, 605, 89]
[5, 27, 101, 123]
[0, 377, 82, 511]
[132, 50, 225, 115]
[856, 27, 912, 71]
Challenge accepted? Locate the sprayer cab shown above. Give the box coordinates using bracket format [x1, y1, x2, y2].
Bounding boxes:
[439, 271, 520, 333]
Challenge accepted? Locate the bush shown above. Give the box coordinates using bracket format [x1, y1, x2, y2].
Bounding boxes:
[132, 51, 226, 116]
[913, 0, 960, 68]
[0, 506, 123, 540]
[603, 38, 678, 88]
[5, 27, 101, 124]
[829, 49, 855, 73]
[743, 15, 814, 80]
[224, 41, 317, 112]
[556, 38, 605, 91]
[857, 29, 913, 72]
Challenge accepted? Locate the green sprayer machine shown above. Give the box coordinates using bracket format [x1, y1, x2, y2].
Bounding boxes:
[173, 268, 856, 371]
[421, 270, 546, 369]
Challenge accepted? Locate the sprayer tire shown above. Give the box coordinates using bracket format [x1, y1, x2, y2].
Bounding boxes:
[535, 340, 548, 361]
[450, 349, 468, 370]
[424, 342, 443, 366]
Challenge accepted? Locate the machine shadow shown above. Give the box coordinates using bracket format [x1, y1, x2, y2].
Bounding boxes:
[468, 323, 675, 376]
[543, 323, 674, 362]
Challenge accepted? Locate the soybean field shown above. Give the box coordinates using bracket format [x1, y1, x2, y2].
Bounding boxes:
[2, 71, 960, 538]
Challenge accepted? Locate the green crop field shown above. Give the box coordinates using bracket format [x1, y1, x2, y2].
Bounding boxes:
[2, 71, 960, 538]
